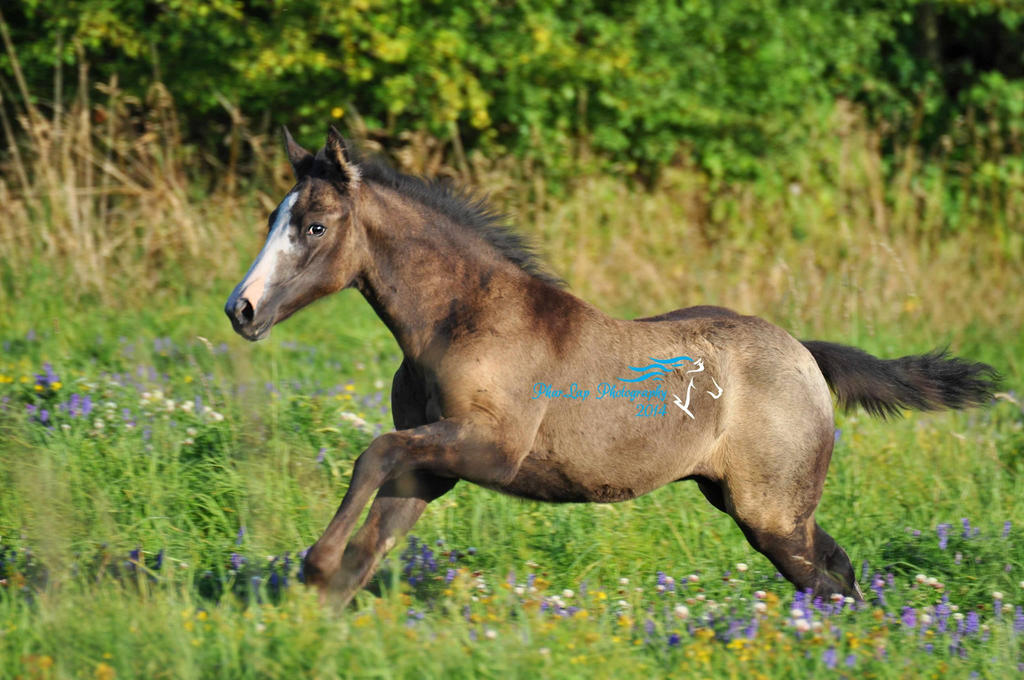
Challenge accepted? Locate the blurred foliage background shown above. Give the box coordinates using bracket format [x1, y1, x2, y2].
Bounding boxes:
[4, 0, 1023, 182]
[0, 0, 1021, 318]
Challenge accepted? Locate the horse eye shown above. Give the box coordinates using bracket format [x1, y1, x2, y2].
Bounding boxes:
[307, 223, 326, 237]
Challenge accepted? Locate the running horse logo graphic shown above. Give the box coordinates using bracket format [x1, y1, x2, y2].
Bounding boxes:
[618, 356, 724, 419]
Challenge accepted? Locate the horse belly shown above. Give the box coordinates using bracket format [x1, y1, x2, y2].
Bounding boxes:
[495, 424, 705, 504]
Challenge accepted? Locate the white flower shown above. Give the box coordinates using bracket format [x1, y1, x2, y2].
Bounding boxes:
[736, 563, 748, 573]
[514, 586, 525, 596]
[93, 419, 105, 430]
[209, 411, 224, 422]
[484, 629, 497, 640]
[618, 577, 629, 586]
[664, 576, 675, 586]
[754, 590, 767, 600]
[915, 574, 927, 584]
[953, 612, 965, 621]
[186, 427, 198, 437]
[539, 647, 550, 657]
[830, 593, 844, 603]
[687, 574, 700, 583]
[562, 589, 573, 599]
[794, 619, 811, 633]
[791, 608, 805, 619]
[180, 400, 194, 413]
[920, 614, 933, 626]
[617, 600, 630, 609]
[993, 591, 1004, 600]
[754, 602, 768, 614]
[674, 604, 690, 619]
[844, 596, 856, 605]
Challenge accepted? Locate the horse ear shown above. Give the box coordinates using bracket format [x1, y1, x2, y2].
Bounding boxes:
[282, 126, 314, 179]
[325, 125, 361, 186]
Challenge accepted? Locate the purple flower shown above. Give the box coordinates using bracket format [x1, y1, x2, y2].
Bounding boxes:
[668, 633, 681, 647]
[236, 526, 245, 545]
[823, 647, 837, 669]
[1003, 521, 1012, 539]
[901, 606, 916, 629]
[445, 568, 456, 584]
[1014, 606, 1024, 634]
[230, 553, 245, 570]
[937, 523, 951, 550]
[965, 611, 980, 635]
[833, 428, 841, 444]
[961, 518, 971, 539]
[316, 447, 326, 463]
[844, 653, 856, 668]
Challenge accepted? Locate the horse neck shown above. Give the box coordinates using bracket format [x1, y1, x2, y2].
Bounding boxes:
[352, 183, 527, 362]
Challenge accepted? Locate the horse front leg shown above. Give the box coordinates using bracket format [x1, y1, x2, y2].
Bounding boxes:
[303, 417, 519, 596]
[321, 471, 456, 607]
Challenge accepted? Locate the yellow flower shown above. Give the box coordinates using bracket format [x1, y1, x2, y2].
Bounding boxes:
[331, 107, 345, 118]
[94, 662, 116, 680]
[51, 381, 62, 390]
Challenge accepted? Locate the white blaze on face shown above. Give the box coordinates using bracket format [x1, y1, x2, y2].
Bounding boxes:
[238, 191, 299, 311]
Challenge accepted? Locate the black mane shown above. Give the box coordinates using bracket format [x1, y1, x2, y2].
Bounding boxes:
[354, 155, 565, 288]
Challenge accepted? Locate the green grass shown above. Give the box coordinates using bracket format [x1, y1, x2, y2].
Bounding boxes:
[1, 254, 1022, 678]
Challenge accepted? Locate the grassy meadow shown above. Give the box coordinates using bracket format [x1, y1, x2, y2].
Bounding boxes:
[2, 80, 1024, 678]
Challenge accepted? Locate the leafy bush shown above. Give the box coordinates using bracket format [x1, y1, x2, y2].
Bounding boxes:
[2, 1, 1022, 182]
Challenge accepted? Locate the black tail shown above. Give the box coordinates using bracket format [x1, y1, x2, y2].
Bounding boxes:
[801, 340, 1000, 418]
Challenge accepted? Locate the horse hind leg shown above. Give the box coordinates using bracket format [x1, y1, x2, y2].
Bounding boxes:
[733, 514, 861, 600]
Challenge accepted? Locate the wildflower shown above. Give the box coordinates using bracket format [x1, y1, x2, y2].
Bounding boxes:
[794, 618, 811, 633]
[823, 647, 838, 669]
[484, 629, 497, 640]
[736, 562, 748, 573]
[619, 577, 629, 586]
[668, 632, 681, 646]
[674, 604, 690, 619]
[562, 589, 574, 599]
[915, 574, 927, 584]
[937, 523, 951, 550]
[901, 606, 916, 628]
[754, 590, 767, 599]
[965, 611, 980, 635]
[754, 602, 767, 614]
[1003, 521, 1012, 538]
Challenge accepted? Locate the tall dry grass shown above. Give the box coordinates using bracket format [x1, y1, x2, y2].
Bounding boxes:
[0, 33, 1020, 354]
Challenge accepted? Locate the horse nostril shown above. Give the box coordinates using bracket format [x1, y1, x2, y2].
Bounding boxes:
[237, 297, 255, 324]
